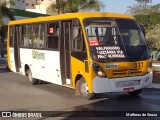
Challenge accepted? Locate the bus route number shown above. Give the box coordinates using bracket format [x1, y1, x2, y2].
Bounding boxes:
[134, 62, 143, 69]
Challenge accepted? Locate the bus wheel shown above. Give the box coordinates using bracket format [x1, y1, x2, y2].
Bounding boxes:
[26, 69, 39, 85]
[128, 89, 142, 96]
[79, 78, 94, 100]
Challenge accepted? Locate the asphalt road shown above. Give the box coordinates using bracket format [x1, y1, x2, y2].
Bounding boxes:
[0, 59, 160, 120]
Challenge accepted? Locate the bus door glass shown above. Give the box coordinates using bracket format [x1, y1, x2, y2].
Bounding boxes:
[60, 21, 71, 85]
[10, 25, 21, 72]
[14, 25, 21, 72]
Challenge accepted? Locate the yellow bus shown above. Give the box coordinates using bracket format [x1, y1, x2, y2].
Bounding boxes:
[7, 12, 153, 99]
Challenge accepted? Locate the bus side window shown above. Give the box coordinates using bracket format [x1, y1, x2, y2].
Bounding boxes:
[72, 22, 85, 51]
[21, 25, 32, 47]
[32, 23, 46, 48]
[47, 22, 59, 49]
[39, 23, 46, 48]
[32, 24, 39, 48]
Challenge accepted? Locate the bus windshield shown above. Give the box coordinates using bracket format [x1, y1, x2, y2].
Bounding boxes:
[84, 18, 150, 62]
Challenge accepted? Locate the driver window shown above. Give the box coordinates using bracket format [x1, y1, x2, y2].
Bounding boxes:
[72, 21, 85, 51]
[120, 29, 131, 45]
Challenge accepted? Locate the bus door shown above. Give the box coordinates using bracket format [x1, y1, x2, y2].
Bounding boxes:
[60, 21, 72, 85]
[14, 25, 21, 72]
[10, 25, 21, 72]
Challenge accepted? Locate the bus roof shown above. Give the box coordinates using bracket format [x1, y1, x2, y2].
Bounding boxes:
[8, 12, 135, 25]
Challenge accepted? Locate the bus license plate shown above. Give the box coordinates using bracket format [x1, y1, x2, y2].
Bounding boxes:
[123, 88, 134, 92]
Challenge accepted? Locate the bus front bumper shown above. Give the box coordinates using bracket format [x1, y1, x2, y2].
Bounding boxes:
[92, 72, 153, 93]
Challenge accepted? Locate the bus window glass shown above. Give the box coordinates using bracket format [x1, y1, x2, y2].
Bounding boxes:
[84, 18, 148, 61]
[115, 19, 145, 46]
[21, 25, 32, 47]
[47, 22, 59, 49]
[84, 21, 118, 46]
[39, 23, 46, 48]
[32, 23, 46, 48]
[64, 23, 70, 51]
[32, 24, 39, 48]
[72, 23, 84, 51]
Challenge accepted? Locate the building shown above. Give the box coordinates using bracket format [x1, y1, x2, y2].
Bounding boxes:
[2, 0, 26, 10]
[1, 0, 48, 25]
[26, 0, 56, 14]
[1, 0, 57, 15]
[26, 0, 37, 9]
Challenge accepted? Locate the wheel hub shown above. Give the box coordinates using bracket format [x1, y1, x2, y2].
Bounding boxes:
[81, 81, 89, 96]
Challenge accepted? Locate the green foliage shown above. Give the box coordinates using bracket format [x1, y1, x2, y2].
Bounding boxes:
[149, 3, 160, 13]
[0, 0, 15, 57]
[127, 0, 160, 51]
[134, 13, 160, 31]
[134, 13, 160, 51]
[127, 0, 160, 15]
[135, 0, 152, 6]
[134, 14, 149, 27]
[0, 0, 15, 36]
[146, 24, 160, 51]
[47, 0, 105, 14]
[127, 0, 152, 15]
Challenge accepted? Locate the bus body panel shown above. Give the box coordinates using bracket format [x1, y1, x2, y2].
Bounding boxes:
[98, 60, 149, 79]
[8, 12, 135, 26]
[45, 51, 62, 85]
[20, 48, 46, 79]
[71, 56, 90, 88]
[87, 60, 152, 93]
[92, 72, 152, 93]
[8, 48, 16, 72]
[20, 48, 62, 85]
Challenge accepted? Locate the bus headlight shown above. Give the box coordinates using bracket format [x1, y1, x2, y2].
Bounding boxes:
[93, 63, 107, 78]
[147, 61, 152, 74]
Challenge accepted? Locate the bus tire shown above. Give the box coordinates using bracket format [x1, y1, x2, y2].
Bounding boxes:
[6, 65, 10, 71]
[128, 89, 142, 96]
[26, 69, 39, 85]
[79, 77, 94, 100]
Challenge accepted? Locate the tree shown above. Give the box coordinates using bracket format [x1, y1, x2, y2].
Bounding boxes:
[127, 0, 152, 15]
[135, 0, 152, 8]
[146, 24, 160, 60]
[134, 13, 160, 31]
[47, 0, 105, 15]
[149, 3, 160, 13]
[0, 0, 15, 57]
[146, 24, 160, 51]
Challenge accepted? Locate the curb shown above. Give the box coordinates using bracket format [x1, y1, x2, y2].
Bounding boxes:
[147, 83, 160, 89]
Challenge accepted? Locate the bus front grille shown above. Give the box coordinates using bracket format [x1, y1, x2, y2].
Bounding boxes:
[113, 69, 142, 76]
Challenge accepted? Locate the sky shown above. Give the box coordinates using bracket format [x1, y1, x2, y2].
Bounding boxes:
[101, 0, 160, 13]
